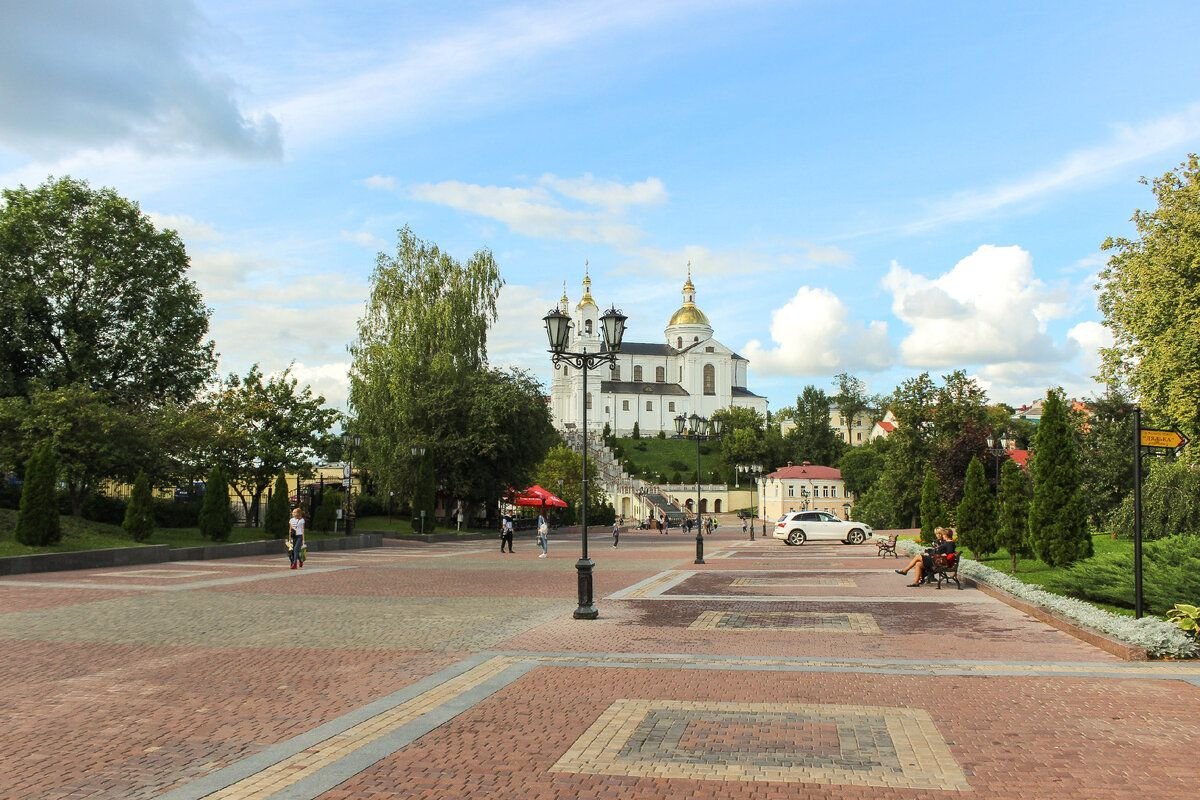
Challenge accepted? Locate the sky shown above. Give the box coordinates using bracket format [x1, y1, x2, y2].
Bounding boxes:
[3, 0, 1200, 414]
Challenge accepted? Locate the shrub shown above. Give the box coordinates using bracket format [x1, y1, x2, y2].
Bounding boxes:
[198, 465, 233, 542]
[82, 493, 127, 525]
[263, 471, 290, 539]
[657, 430, 666, 439]
[356, 494, 385, 517]
[1048, 534, 1200, 616]
[1106, 457, 1200, 540]
[671, 471, 682, 483]
[122, 471, 154, 542]
[314, 488, 339, 532]
[632, 422, 640, 439]
[668, 460, 689, 473]
[16, 442, 61, 546]
[153, 499, 199, 528]
[1167, 604, 1200, 641]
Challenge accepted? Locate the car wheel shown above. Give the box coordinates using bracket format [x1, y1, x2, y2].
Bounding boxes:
[847, 529, 866, 545]
[786, 530, 806, 546]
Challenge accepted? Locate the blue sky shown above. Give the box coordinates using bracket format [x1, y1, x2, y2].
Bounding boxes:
[3, 1, 1199, 412]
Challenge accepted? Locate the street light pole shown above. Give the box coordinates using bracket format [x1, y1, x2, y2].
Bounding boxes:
[410, 446, 426, 535]
[986, 431, 1008, 487]
[543, 304, 628, 620]
[675, 413, 721, 564]
[341, 433, 361, 536]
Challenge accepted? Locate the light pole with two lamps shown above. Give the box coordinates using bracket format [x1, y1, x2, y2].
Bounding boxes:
[737, 463, 764, 539]
[342, 433, 361, 536]
[674, 413, 722, 564]
[410, 446, 427, 534]
[543, 304, 628, 620]
[986, 431, 1008, 486]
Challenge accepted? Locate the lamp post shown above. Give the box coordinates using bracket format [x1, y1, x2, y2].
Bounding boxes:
[986, 431, 1008, 487]
[737, 462, 763, 540]
[342, 433, 361, 536]
[800, 486, 809, 511]
[410, 445, 426, 535]
[543, 304, 628, 620]
[675, 412, 722, 564]
[843, 501, 852, 520]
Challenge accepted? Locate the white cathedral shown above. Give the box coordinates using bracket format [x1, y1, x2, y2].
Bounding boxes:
[549, 270, 769, 436]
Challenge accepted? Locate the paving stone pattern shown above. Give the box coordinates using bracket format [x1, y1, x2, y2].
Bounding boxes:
[0, 530, 1197, 799]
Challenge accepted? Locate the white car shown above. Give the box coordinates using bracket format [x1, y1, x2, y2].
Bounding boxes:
[773, 511, 874, 545]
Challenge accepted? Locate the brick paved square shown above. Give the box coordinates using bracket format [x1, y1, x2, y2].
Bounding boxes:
[688, 610, 882, 633]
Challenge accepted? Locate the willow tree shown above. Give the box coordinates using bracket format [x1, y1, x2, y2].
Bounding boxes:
[1099, 154, 1200, 441]
[349, 226, 504, 520]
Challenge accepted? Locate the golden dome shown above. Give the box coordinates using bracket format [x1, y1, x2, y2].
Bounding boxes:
[668, 303, 710, 327]
[575, 267, 597, 311]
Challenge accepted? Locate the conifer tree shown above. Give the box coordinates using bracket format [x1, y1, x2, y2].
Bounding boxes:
[198, 465, 233, 542]
[956, 456, 996, 560]
[16, 442, 61, 546]
[996, 458, 1032, 573]
[123, 470, 155, 543]
[632, 421, 641, 439]
[314, 487, 339, 532]
[263, 471, 291, 539]
[919, 468, 944, 545]
[1028, 389, 1092, 566]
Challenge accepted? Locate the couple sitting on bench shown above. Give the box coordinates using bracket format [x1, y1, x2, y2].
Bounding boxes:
[895, 527, 956, 587]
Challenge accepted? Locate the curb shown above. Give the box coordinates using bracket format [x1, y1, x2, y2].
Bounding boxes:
[968, 577, 1150, 661]
[0, 533, 383, 576]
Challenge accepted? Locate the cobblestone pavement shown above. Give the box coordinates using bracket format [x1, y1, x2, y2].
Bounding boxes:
[0, 531, 1196, 799]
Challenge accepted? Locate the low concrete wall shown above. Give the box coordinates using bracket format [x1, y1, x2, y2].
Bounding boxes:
[0, 534, 384, 575]
[0, 545, 171, 576]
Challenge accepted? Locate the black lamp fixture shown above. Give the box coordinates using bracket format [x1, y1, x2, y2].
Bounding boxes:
[410, 445, 427, 534]
[341, 433, 362, 535]
[674, 411, 722, 564]
[542, 299, 627, 620]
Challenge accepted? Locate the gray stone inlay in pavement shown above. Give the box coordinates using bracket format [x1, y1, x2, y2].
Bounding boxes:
[0, 565, 351, 592]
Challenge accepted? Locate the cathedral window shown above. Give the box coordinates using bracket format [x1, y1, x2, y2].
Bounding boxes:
[646, 401, 653, 411]
[585, 319, 593, 334]
[679, 366, 683, 381]
[622, 400, 629, 411]
[668, 402, 675, 412]
[703, 364, 715, 396]
[611, 364, 620, 380]
[705, 346, 714, 353]
[693, 336, 699, 342]
[586, 393, 592, 410]
[655, 366, 665, 382]
[676, 337, 682, 348]
[633, 365, 643, 382]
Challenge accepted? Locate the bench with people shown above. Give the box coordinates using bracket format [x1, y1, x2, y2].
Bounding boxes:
[894, 527, 961, 590]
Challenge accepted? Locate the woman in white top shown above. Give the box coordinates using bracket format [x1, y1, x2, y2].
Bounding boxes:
[288, 507, 306, 569]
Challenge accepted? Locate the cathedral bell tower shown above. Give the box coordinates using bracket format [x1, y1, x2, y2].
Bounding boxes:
[664, 264, 713, 350]
[574, 265, 601, 352]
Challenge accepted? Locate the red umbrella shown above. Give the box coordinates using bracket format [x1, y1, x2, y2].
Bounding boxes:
[510, 485, 568, 508]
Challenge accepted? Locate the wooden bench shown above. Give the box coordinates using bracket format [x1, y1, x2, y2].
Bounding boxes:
[929, 552, 961, 590]
[876, 534, 899, 558]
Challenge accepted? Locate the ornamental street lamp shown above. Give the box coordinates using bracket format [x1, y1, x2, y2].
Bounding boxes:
[986, 431, 1008, 487]
[543, 303, 628, 620]
[736, 462, 764, 540]
[410, 445, 426, 535]
[675, 412, 722, 564]
[342, 433, 361, 536]
[800, 486, 809, 511]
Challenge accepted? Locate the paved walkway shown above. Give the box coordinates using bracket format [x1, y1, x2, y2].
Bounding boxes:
[0, 530, 1196, 798]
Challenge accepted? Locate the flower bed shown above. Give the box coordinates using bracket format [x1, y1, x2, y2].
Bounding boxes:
[897, 541, 1196, 659]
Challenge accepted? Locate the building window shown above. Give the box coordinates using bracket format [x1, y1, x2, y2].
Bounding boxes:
[831, 486, 837, 498]
[584, 319, 593, 334]
[612, 365, 620, 380]
[703, 364, 715, 395]
[655, 366, 665, 382]
[677, 337, 682, 348]
[646, 400, 653, 411]
[693, 336, 699, 342]
[668, 402, 675, 412]
[856, 432, 862, 442]
[586, 393, 592, 410]
[564, 366, 569, 376]
[679, 366, 683, 381]
[823, 486, 829, 497]
[705, 346, 715, 353]
[622, 400, 629, 411]
[787, 485, 795, 497]
[633, 365, 643, 382]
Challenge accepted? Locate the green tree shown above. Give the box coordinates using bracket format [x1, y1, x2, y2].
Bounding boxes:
[0, 176, 216, 403]
[956, 456, 996, 560]
[1028, 389, 1091, 566]
[15, 441, 60, 546]
[532, 443, 605, 525]
[837, 439, 888, 497]
[263, 471, 291, 540]
[783, 386, 846, 466]
[313, 487, 339, 533]
[349, 226, 504, 512]
[919, 468, 945, 545]
[996, 458, 1032, 573]
[198, 465, 233, 542]
[1099, 155, 1200, 441]
[211, 365, 339, 523]
[1078, 387, 1134, 530]
[831, 372, 878, 445]
[879, 373, 938, 527]
[1106, 455, 1200, 539]
[122, 470, 154, 543]
[632, 421, 641, 439]
[930, 370, 991, 510]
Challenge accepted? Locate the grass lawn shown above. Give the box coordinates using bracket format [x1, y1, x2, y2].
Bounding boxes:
[354, 515, 497, 535]
[0, 508, 341, 557]
[612, 435, 726, 484]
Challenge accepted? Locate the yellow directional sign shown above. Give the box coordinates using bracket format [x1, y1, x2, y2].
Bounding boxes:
[1140, 428, 1188, 449]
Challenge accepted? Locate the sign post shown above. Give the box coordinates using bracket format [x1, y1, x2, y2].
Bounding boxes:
[1132, 410, 1189, 618]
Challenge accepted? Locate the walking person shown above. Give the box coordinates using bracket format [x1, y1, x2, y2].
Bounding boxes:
[500, 513, 514, 553]
[537, 513, 549, 558]
[288, 507, 306, 570]
[742, 515, 749, 537]
[612, 519, 620, 548]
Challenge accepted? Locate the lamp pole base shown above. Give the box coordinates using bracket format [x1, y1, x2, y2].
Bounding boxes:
[574, 557, 598, 619]
[694, 531, 705, 565]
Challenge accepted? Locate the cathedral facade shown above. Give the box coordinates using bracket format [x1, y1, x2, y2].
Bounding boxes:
[549, 271, 769, 436]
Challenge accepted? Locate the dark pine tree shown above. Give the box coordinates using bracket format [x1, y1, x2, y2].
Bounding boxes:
[16, 442, 61, 546]
[919, 468, 945, 545]
[1028, 389, 1092, 566]
[996, 458, 1032, 573]
[198, 465, 234, 542]
[263, 471, 291, 539]
[123, 470, 155, 543]
[956, 456, 996, 560]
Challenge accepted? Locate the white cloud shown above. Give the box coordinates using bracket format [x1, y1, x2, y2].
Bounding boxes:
[363, 174, 396, 190]
[285, 361, 352, 412]
[0, 0, 280, 159]
[884, 245, 1073, 368]
[740, 287, 894, 375]
[900, 104, 1200, 233]
[147, 212, 221, 243]
[537, 174, 667, 210]
[339, 229, 386, 249]
[488, 283, 562, 377]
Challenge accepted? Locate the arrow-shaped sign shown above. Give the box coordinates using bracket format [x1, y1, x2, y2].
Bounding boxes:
[1140, 428, 1189, 449]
